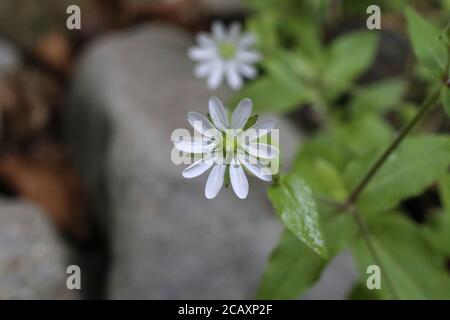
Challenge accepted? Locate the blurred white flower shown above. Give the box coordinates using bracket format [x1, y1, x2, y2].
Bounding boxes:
[188, 21, 261, 90]
[173, 97, 278, 199]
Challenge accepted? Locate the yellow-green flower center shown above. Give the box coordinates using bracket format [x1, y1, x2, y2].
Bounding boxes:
[218, 42, 236, 60]
[225, 133, 238, 152]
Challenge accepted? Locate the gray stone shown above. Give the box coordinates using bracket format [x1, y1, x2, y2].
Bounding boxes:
[302, 251, 359, 300]
[65, 24, 299, 299]
[0, 199, 77, 299]
[0, 39, 19, 73]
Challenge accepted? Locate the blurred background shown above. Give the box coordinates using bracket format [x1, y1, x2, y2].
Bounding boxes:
[0, 0, 448, 299]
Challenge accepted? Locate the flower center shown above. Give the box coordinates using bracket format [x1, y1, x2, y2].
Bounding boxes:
[218, 42, 236, 60]
[225, 133, 238, 152]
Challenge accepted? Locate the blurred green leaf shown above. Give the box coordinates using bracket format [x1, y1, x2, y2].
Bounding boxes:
[351, 78, 407, 115]
[323, 32, 378, 99]
[268, 174, 327, 257]
[406, 8, 447, 78]
[441, 86, 450, 118]
[348, 282, 382, 300]
[423, 174, 450, 256]
[352, 215, 450, 299]
[230, 76, 308, 113]
[345, 136, 450, 213]
[334, 114, 394, 156]
[292, 135, 348, 172]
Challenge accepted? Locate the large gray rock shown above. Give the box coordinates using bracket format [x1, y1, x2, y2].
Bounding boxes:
[65, 24, 301, 299]
[0, 39, 19, 73]
[0, 199, 76, 299]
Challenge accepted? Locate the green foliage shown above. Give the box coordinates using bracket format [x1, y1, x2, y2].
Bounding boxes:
[442, 86, 450, 118]
[235, 1, 450, 300]
[406, 8, 447, 78]
[345, 136, 450, 213]
[352, 215, 450, 299]
[350, 78, 407, 115]
[256, 229, 325, 299]
[268, 174, 327, 257]
[323, 32, 378, 100]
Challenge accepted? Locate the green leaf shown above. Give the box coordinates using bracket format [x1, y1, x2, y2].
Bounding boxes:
[257, 207, 356, 299]
[439, 173, 450, 213]
[405, 8, 447, 78]
[352, 215, 450, 299]
[441, 86, 450, 118]
[333, 114, 394, 157]
[348, 282, 382, 300]
[268, 174, 327, 257]
[423, 175, 450, 256]
[295, 158, 348, 201]
[345, 135, 450, 213]
[257, 229, 324, 299]
[229, 76, 305, 113]
[350, 78, 407, 115]
[323, 32, 377, 99]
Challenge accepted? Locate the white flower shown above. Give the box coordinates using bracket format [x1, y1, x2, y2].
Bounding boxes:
[174, 97, 279, 199]
[188, 21, 261, 90]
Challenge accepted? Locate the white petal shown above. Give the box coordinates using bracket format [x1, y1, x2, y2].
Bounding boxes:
[237, 153, 272, 182]
[194, 61, 214, 78]
[239, 33, 257, 49]
[187, 112, 218, 137]
[247, 142, 279, 159]
[205, 164, 226, 199]
[225, 63, 243, 90]
[236, 50, 261, 63]
[188, 47, 216, 61]
[230, 162, 249, 199]
[174, 137, 215, 153]
[247, 118, 277, 140]
[231, 98, 252, 129]
[228, 22, 241, 41]
[209, 96, 229, 130]
[236, 62, 257, 79]
[212, 21, 226, 41]
[182, 156, 214, 178]
[207, 61, 224, 89]
[196, 33, 215, 47]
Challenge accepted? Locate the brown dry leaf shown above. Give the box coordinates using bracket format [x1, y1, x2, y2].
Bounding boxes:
[0, 69, 60, 146]
[34, 32, 73, 74]
[0, 142, 90, 241]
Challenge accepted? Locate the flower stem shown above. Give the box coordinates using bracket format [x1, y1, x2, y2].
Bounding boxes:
[334, 88, 441, 300]
[346, 88, 442, 205]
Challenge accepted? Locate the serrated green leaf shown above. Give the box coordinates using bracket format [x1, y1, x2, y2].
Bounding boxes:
[352, 215, 450, 299]
[405, 8, 447, 78]
[441, 86, 450, 118]
[268, 174, 327, 257]
[323, 31, 377, 99]
[345, 135, 450, 213]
